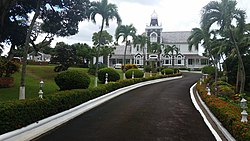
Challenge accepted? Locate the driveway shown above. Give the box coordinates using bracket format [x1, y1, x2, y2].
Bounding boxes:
[34, 73, 216, 141]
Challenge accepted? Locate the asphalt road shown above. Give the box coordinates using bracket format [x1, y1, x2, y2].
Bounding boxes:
[34, 73, 216, 141]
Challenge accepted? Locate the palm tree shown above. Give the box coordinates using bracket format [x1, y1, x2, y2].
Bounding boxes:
[133, 34, 150, 70]
[115, 24, 136, 78]
[201, 0, 246, 93]
[188, 27, 220, 91]
[164, 45, 179, 68]
[89, 0, 122, 87]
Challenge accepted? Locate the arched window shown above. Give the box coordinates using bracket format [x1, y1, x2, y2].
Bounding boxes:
[135, 54, 142, 65]
[177, 55, 182, 65]
[150, 32, 157, 43]
[164, 55, 171, 65]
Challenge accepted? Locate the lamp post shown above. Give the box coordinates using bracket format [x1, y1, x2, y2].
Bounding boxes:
[105, 73, 108, 84]
[39, 80, 44, 99]
[240, 98, 248, 123]
[132, 71, 134, 79]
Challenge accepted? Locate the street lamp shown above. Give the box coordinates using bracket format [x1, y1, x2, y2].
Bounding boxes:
[132, 71, 134, 79]
[39, 80, 44, 99]
[240, 98, 248, 123]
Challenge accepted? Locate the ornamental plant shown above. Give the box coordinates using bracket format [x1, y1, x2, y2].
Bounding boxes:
[196, 82, 250, 141]
[0, 57, 20, 77]
[98, 67, 120, 84]
[161, 68, 174, 75]
[55, 70, 90, 90]
[121, 64, 137, 71]
[125, 69, 144, 79]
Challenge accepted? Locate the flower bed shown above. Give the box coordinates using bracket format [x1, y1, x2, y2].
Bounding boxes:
[196, 82, 250, 141]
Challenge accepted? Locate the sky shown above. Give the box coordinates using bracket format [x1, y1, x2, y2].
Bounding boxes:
[49, 0, 250, 48]
[2, 0, 250, 55]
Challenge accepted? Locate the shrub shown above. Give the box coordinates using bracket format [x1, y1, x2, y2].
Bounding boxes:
[0, 57, 20, 77]
[121, 64, 137, 71]
[88, 64, 107, 75]
[211, 81, 235, 96]
[144, 66, 151, 72]
[55, 70, 90, 90]
[125, 69, 144, 79]
[98, 68, 120, 84]
[171, 68, 179, 73]
[157, 67, 165, 72]
[202, 66, 216, 75]
[161, 68, 174, 75]
[196, 83, 250, 141]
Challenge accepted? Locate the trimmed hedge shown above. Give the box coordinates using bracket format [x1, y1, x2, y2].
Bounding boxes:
[0, 73, 182, 135]
[197, 83, 250, 141]
[161, 68, 174, 75]
[55, 70, 90, 90]
[98, 68, 120, 83]
[125, 69, 144, 79]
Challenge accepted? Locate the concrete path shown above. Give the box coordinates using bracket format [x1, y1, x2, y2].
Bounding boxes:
[34, 73, 216, 141]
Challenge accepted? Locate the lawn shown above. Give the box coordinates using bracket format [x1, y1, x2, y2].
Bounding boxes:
[0, 65, 95, 101]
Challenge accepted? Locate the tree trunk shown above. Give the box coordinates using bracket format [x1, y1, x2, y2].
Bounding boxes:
[143, 45, 146, 71]
[123, 39, 128, 79]
[236, 63, 240, 93]
[7, 44, 15, 60]
[230, 29, 245, 93]
[19, 0, 41, 99]
[94, 18, 105, 87]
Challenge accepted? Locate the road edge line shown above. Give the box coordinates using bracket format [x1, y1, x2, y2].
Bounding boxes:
[190, 83, 222, 141]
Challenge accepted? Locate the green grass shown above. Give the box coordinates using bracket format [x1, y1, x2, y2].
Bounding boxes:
[0, 65, 95, 102]
[0, 66, 161, 102]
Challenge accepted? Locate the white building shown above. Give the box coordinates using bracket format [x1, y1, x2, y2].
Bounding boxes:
[27, 51, 51, 62]
[109, 11, 208, 69]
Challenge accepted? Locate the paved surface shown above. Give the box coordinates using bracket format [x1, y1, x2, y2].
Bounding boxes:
[34, 73, 216, 141]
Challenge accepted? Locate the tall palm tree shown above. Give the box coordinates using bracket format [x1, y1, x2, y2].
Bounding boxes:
[133, 34, 150, 70]
[188, 27, 221, 89]
[201, 0, 246, 93]
[115, 24, 136, 77]
[164, 45, 179, 68]
[89, 0, 121, 87]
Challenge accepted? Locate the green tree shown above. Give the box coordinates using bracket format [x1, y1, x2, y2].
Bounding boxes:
[115, 24, 137, 76]
[0, 0, 90, 99]
[92, 30, 113, 46]
[164, 45, 179, 68]
[89, 0, 121, 87]
[201, 0, 246, 93]
[74, 43, 92, 67]
[51, 42, 77, 71]
[133, 34, 150, 70]
[100, 46, 115, 66]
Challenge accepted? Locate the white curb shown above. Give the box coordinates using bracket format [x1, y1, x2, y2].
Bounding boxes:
[0, 76, 182, 141]
[190, 83, 236, 141]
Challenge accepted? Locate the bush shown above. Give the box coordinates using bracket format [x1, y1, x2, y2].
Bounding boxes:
[144, 66, 151, 72]
[161, 68, 174, 75]
[88, 64, 107, 75]
[171, 68, 180, 73]
[121, 64, 137, 71]
[0, 57, 20, 77]
[202, 66, 216, 75]
[55, 70, 90, 90]
[125, 69, 144, 79]
[211, 81, 235, 96]
[196, 83, 250, 141]
[98, 68, 120, 84]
